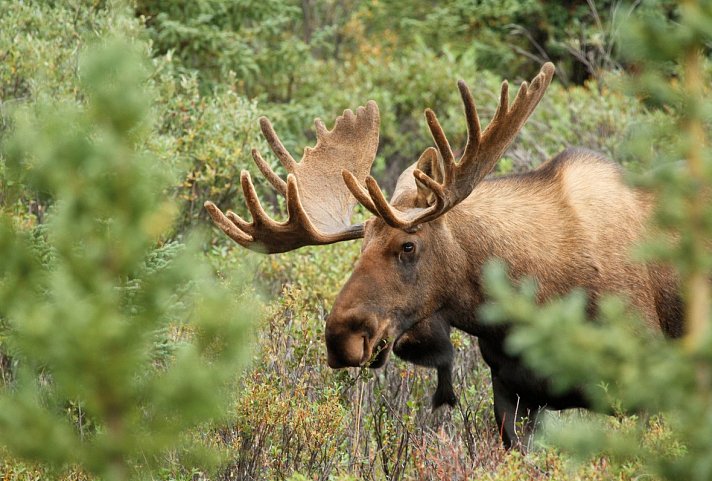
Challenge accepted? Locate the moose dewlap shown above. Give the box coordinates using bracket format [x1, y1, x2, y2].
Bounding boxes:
[205, 63, 682, 448]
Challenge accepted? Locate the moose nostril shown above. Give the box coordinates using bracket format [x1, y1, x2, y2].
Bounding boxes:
[360, 334, 370, 364]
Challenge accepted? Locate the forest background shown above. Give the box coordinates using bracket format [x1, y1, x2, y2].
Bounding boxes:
[1, 1, 711, 480]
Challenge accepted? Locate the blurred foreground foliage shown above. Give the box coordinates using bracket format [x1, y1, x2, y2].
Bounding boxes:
[1, 0, 711, 480]
[0, 38, 255, 481]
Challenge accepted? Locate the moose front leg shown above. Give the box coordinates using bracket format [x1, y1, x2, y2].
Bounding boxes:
[392, 315, 457, 409]
[491, 374, 541, 450]
[433, 363, 456, 409]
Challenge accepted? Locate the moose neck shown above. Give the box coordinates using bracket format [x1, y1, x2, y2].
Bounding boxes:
[439, 171, 596, 336]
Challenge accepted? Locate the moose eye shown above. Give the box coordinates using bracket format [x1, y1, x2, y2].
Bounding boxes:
[402, 242, 415, 253]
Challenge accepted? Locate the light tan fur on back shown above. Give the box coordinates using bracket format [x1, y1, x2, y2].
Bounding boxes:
[445, 148, 663, 330]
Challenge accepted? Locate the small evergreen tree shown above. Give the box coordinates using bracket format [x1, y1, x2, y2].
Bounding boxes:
[482, 1, 712, 479]
[0, 40, 256, 480]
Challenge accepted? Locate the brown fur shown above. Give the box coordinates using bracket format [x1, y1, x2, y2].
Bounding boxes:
[325, 147, 682, 447]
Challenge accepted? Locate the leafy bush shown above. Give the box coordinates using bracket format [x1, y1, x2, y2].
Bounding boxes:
[0, 1, 147, 223]
[147, 68, 267, 233]
[135, 0, 309, 96]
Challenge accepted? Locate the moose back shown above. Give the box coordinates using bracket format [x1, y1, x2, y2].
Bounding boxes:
[205, 63, 683, 447]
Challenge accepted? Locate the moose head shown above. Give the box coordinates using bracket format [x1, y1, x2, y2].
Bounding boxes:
[205, 62, 554, 363]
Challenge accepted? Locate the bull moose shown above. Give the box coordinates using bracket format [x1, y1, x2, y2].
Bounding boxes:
[204, 63, 683, 447]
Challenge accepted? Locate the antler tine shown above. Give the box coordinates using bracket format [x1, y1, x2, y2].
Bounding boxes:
[259, 117, 298, 173]
[475, 63, 554, 173]
[425, 109, 456, 173]
[226, 210, 252, 232]
[240, 170, 278, 228]
[454, 80, 482, 178]
[314, 118, 329, 139]
[251, 148, 287, 196]
[342, 170, 380, 216]
[365, 176, 414, 228]
[343, 166, 433, 230]
[458, 80, 482, 152]
[490, 80, 510, 126]
[341, 168, 449, 231]
[510, 81, 530, 117]
[413, 168, 447, 204]
[285, 174, 316, 231]
[217, 145, 291, 236]
[204, 201, 253, 247]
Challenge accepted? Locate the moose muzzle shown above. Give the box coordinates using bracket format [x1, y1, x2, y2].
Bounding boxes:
[325, 303, 393, 369]
[324, 320, 369, 368]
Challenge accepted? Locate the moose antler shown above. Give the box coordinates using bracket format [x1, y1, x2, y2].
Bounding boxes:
[343, 63, 555, 231]
[204, 101, 379, 253]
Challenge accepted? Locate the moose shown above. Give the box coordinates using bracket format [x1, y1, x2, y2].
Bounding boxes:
[204, 63, 683, 447]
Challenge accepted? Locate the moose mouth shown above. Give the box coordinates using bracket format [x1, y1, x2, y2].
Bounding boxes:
[365, 316, 426, 368]
[365, 338, 392, 368]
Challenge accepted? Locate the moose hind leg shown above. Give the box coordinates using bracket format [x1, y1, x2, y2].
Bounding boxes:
[492, 374, 540, 450]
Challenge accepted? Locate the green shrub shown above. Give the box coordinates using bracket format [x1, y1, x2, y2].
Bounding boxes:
[147, 68, 268, 233]
[135, 0, 309, 96]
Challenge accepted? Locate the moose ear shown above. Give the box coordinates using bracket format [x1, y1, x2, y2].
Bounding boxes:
[414, 147, 444, 208]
